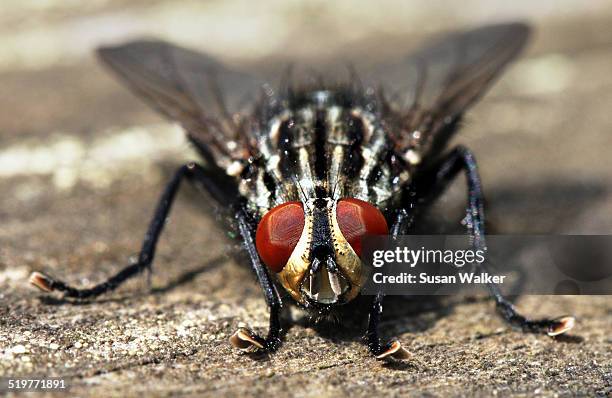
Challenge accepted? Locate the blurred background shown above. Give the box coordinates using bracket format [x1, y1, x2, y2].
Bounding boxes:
[1, 1, 611, 396]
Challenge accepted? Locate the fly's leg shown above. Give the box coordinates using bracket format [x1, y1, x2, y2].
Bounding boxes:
[228, 210, 283, 353]
[29, 162, 236, 299]
[414, 145, 575, 336]
[29, 159, 283, 352]
[366, 292, 411, 360]
[364, 208, 413, 360]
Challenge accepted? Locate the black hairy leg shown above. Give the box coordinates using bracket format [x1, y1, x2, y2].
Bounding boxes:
[28, 160, 284, 352]
[228, 210, 283, 353]
[29, 162, 236, 299]
[364, 208, 414, 360]
[412, 145, 575, 337]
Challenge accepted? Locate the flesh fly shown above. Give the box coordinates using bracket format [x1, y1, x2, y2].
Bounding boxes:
[30, 23, 575, 359]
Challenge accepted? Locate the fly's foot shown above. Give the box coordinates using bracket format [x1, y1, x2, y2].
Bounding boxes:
[514, 315, 576, 337]
[370, 339, 411, 360]
[496, 300, 576, 337]
[546, 316, 576, 337]
[29, 272, 54, 292]
[229, 323, 280, 353]
[229, 326, 265, 350]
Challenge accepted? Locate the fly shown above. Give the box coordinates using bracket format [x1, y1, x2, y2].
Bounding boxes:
[29, 22, 575, 360]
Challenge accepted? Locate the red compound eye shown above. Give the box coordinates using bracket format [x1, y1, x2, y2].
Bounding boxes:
[256, 201, 305, 272]
[336, 198, 388, 257]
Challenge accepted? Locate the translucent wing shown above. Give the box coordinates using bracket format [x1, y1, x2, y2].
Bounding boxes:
[97, 24, 529, 171]
[364, 22, 531, 163]
[97, 40, 265, 170]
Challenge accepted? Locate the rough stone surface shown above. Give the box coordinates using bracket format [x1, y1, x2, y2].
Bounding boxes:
[1, 2, 611, 397]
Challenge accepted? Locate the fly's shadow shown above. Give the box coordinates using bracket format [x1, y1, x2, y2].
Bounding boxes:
[289, 295, 454, 344]
[37, 255, 226, 306]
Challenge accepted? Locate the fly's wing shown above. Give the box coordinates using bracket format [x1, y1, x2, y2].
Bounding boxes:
[97, 40, 265, 171]
[364, 22, 530, 164]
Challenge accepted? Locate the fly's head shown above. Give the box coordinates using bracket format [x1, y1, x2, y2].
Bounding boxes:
[255, 196, 388, 309]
